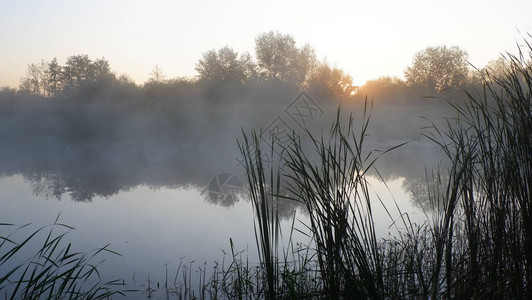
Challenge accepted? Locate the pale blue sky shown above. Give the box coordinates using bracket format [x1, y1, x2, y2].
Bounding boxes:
[1, 0, 531, 87]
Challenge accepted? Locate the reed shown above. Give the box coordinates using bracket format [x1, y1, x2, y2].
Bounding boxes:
[238, 102, 408, 299]
[236, 38, 532, 298]
[237, 131, 284, 299]
[423, 38, 532, 298]
[0, 216, 126, 299]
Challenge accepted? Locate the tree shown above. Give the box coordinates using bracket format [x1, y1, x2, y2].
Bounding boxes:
[309, 62, 356, 97]
[236, 52, 258, 81]
[255, 31, 317, 87]
[62, 55, 95, 85]
[482, 57, 510, 79]
[47, 58, 62, 98]
[149, 65, 166, 83]
[357, 76, 405, 96]
[195, 46, 257, 82]
[404, 45, 469, 92]
[19, 59, 51, 97]
[117, 73, 136, 85]
[92, 57, 115, 82]
[61, 54, 95, 96]
[59, 55, 117, 97]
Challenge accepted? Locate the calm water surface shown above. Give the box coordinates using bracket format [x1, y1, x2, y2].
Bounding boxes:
[0, 142, 439, 298]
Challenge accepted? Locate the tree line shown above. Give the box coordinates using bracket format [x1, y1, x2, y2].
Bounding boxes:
[17, 55, 116, 98]
[4, 31, 514, 102]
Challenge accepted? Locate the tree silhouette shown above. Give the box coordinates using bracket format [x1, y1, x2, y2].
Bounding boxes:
[404, 45, 469, 92]
[309, 62, 356, 97]
[255, 31, 317, 87]
[356, 76, 406, 98]
[92, 58, 114, 82]
[481, 57, 510, 80]
[195, 46, 256, 82]
[149, 65, 166, 83]
[47, 58, 62, 98]
[19, 55, 117, 98]
[63, 55, 94, 85]
[19, 59, 49, 97]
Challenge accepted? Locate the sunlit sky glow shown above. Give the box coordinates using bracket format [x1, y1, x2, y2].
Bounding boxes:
[1, 0, 531, 87]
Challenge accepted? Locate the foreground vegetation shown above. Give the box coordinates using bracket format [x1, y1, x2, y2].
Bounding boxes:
[0, 217, 126, 299]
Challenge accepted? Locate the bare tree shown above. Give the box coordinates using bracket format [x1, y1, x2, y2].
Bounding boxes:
[149, 65, 166, 83]
[19, 59, 50, 97]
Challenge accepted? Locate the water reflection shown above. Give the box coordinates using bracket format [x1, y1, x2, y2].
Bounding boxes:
[204, 172, 244, 207]
[0, 143, 239, 202]
[0, 139, 446, 297]
[0, 137, 447, 211]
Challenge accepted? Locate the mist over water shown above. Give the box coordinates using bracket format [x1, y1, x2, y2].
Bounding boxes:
[0, 82, 452, 204]
[0, 81, 453, 296]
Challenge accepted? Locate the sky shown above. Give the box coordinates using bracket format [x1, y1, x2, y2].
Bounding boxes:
[1, 0, 531, 88]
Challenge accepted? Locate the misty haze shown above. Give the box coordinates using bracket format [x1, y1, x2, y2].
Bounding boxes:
[1, 2, 532, 299]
